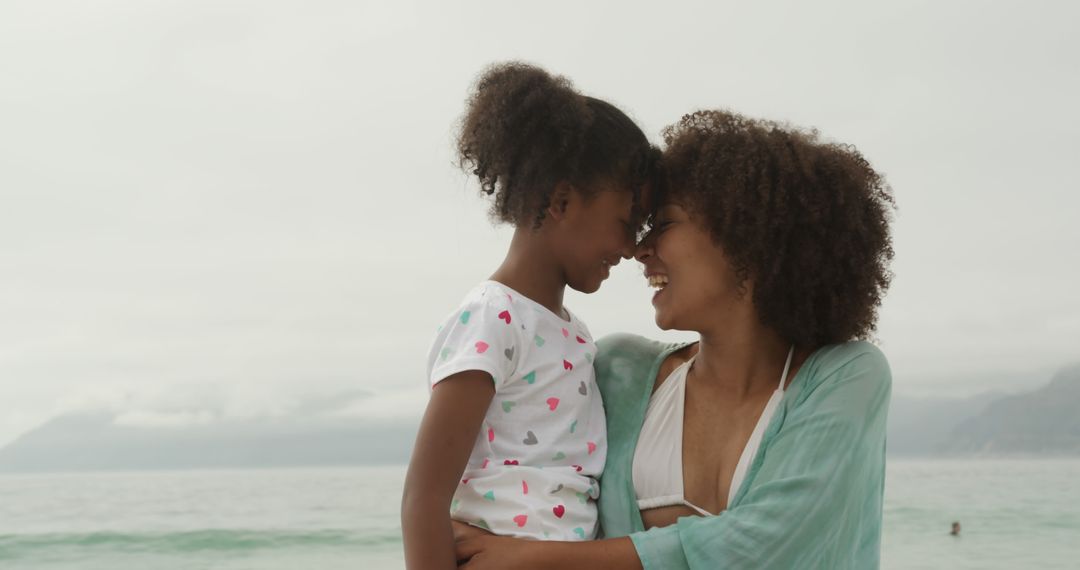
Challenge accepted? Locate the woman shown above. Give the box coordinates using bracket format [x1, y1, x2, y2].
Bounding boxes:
[454, 109, 895, 569]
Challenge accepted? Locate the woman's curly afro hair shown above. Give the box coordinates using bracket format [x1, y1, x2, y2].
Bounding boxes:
[659, 110, 895, 347]
[457, 61, 658, 228]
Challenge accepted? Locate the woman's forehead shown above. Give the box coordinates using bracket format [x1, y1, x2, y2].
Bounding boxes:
[655, 201, 689, 216]
[638, 182, 687, 216]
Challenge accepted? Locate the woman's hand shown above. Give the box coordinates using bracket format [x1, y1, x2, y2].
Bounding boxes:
[451, 520, 492, 541]
[455, 534, 641, 570]
[455, 534, 545, 570]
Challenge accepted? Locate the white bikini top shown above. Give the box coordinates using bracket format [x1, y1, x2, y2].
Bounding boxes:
[632, 346, 794, 516]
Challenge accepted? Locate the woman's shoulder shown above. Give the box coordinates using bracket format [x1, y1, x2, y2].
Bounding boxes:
[594, 334, 679, 395]
[596, 332, 665, 354]
[808, 340, 890, 377]
[792, 340, 892, 406]
[595, 333, 682, 369]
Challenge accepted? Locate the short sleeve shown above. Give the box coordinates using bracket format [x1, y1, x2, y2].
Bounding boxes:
[428, 293, 521, 391]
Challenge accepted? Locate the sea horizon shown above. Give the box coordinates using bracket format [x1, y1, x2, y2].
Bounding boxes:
[2, 458, 1078, 569]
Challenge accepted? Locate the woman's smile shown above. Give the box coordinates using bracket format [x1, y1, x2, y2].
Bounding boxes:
[645, 272, 668, 304]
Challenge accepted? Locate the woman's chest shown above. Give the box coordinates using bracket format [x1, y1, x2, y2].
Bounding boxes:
[679, 391, 773, 513]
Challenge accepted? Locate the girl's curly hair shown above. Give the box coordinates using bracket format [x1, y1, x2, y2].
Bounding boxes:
[659, 110, 896, 347]
[457, 61, 658, 228]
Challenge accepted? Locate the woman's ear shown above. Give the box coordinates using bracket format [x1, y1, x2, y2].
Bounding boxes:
[546, 181, 574, 221]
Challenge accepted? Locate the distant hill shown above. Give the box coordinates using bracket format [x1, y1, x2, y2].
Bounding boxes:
[885, 363, 1080, 457]
[941, 364, 1080, 455]
[0, 412, 417, 473]
[3, 363, 1078, 472]
[886, 392, 1001, 456]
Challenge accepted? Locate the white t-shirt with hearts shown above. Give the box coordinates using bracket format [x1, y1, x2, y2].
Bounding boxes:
[426, 281, 607, 541]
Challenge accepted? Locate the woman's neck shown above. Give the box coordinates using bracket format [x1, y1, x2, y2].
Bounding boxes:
[690, 312, 797, 398]
[489, 228, 567, 318]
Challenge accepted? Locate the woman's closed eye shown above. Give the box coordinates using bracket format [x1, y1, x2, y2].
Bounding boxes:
[636, 221, 669, 246]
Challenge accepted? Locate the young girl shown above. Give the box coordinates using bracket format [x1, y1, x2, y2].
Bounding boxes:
[401, 62, 657, 570]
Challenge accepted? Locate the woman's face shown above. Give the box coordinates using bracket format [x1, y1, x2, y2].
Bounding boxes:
[635, 201, 747, 331]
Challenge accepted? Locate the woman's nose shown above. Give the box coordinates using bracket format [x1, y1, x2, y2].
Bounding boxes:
[634, 235, 654, 263]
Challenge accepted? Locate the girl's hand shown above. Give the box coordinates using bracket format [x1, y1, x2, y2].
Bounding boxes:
[455, 534, 544, 570]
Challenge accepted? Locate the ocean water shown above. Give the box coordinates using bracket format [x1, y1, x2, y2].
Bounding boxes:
[1, 460, 1077, 569]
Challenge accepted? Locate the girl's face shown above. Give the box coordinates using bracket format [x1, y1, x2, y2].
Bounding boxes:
[553, 183, 638, 294]
[635, 201, 746, 331]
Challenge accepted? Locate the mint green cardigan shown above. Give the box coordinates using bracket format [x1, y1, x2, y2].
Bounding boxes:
[594, 334, 891, 569]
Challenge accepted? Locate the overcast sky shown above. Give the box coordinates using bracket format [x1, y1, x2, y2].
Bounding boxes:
[2, 0, 1078, 448]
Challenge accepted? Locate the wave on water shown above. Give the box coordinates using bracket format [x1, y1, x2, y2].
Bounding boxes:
[0, 528, 401, 559]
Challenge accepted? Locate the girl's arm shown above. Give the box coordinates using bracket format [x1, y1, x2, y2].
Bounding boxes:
[402, 371, 495, 570]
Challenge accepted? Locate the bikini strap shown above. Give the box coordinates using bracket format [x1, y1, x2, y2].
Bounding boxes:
[778, 345, 795, 390]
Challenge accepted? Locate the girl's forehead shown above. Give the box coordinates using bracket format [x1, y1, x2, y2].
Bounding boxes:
[584, 186, 635, 216]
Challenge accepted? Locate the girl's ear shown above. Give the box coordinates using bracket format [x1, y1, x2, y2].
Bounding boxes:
[546, 181, 574, 221]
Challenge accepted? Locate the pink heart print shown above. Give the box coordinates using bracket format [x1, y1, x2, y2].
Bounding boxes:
[513, 514, 528, 527]
[475, 341, 489, 354]
[546, 397, 560, 411]
[498, 310, 511, 324]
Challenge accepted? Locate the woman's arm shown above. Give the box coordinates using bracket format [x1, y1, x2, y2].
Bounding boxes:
[402, 371, 495, 570]
[455, 345, 890, 570]
[628, 346, 892, 569]
[455, 534, 642, 570]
